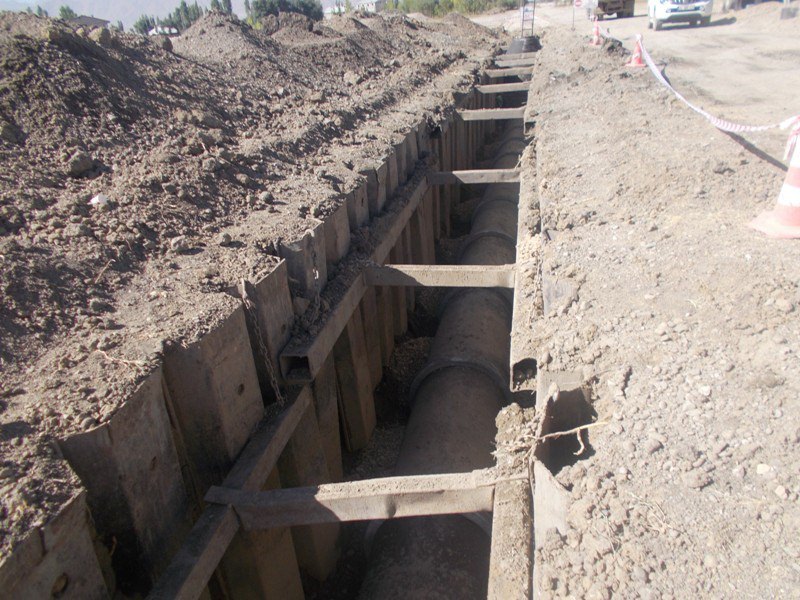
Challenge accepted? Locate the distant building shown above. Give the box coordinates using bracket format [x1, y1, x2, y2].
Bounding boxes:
[322, 0, 386, 17]
[68, 16, 110, 29]
[148, 25, 179, 36]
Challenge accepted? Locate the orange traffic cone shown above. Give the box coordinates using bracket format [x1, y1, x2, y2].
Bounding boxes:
[749, 125, 800, 239]
[589, 18, 602, 46]
[627, 34, 646, 68]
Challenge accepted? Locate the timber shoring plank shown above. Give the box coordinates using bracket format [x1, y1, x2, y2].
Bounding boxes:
[428, 169, 520, 186]
[279, 174, 429, 383]
[147, 390, 312, 600]
[364, 265, 516, 289]
[498, 50, 538, 60]
[476, 82, 530, 94]
[485, 67, 533, 78]
[459, 107, 526, 122]
[205, 470, 497, 530]
[495, 58, 536, 68]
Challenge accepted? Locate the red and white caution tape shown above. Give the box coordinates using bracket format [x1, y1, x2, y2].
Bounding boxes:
[634, 38, 799, 159]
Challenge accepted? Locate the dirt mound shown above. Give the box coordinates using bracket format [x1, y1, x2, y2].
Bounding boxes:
[0, 9, 501, 559]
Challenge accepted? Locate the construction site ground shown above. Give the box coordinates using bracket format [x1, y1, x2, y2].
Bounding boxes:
[0, 2, 798, 598]
[502, 4, 799, 598]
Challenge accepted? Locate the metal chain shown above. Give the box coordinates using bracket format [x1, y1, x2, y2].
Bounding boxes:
[240, 279, 286, 406]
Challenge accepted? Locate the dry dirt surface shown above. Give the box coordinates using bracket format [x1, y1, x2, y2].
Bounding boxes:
[513, 17, 799, 600]
[0, 10, 501, 559]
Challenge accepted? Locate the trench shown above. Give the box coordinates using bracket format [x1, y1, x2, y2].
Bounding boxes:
[6, 35, 546, 600]
[302, 61, 531, 599]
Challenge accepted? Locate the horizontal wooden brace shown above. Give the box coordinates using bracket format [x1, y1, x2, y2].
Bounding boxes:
[364, 265, 516, 288]
[485, 67, 533, 78]
[206, 470, 497, 530]
[498, 50, 537, 60]
[495, 58, 536, 68]
[476, 82, 530, 94]
[429, 169, 520, 185]
[458, 107, 526, 122]
[279, 174, 429, 383]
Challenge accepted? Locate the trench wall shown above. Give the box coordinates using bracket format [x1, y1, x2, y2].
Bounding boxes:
[0, 81, 498, 599]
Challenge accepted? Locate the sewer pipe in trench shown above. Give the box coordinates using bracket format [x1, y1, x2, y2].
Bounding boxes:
[358, 122, 525, 600]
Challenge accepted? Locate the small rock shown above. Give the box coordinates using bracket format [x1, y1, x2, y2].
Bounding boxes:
[698, 385, 712, 398]
[67, 150, 94, 177]
[88, 298, 112, 314]
[157, 35, 173, 52]
[0, 121, 19, 143]
[202, 157, 220, 173]
[756, 463, 772, 476]
[774, 485, 788, 500]
[645, 438, 663, 454]
[88, 27, 111, 46]
[80, 417, 96, 430]
[683, 471, 712, 489]
[169, 236, 188, 253]
[89, 193, 110, 209]
[193, 110, 224, 129]
[343, 71, 362, 86]
[218, 232, 232, 246]
[258, 191, 273, 204]
[774, 298, 794, 313]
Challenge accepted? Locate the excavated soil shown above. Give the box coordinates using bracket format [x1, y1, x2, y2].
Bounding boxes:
[518, 21, 799, 599]
[0, 10, 502, 559]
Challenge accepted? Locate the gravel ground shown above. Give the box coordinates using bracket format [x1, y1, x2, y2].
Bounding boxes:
[516, 22, 799, 599]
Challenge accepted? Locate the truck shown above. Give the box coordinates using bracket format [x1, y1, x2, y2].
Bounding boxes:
[583, 0, 636, 19]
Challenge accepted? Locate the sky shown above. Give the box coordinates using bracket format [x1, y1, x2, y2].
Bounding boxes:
[0, 0, 251, 28]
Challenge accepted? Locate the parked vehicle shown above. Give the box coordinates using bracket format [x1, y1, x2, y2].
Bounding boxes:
[584, 0, 636, 20]
[648, 0, 713, 29]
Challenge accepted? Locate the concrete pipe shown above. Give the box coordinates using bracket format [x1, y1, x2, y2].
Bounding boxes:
[360, 122, 527, 599]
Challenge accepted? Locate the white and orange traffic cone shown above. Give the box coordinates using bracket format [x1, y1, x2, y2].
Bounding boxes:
[749, 121, 800, 239]
[589, 18, 602, 46]
[627, 34, 646, 67]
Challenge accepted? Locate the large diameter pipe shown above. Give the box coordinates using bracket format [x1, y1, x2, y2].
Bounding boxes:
[359, 124, 525, 599]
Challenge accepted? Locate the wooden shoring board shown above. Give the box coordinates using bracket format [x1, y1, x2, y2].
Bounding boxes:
[495, 58, 536, 68]
[428, 169, 520, 186]
[477, 82, 530, 94]
[205, 470, 497, 530]
[279, 175, 429, 383]
[147, 389, 312, 600]
[458, 107, 526, 122]
[364, 265, 516, 289]
[498, 50, 537, 60]
[485, 67, 533, 78]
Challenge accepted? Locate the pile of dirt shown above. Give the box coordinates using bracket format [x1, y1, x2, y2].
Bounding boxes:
[0, 10, 501, 559]
[521, 25, 799, 598]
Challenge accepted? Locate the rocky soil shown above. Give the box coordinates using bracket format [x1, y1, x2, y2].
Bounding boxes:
[0, 10, 502, 559]
[518, 23, 799, 599]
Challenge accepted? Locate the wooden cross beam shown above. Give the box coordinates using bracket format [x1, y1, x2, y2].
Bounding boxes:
[458, 107, 526, 122]
[364, 264, 516, 289]
[205, 470, 497, 530]
[428, 169, 520, 185]
[476, 82, 530, 94]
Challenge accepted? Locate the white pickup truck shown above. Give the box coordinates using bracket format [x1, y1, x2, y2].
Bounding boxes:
[648, 0, 714, 29]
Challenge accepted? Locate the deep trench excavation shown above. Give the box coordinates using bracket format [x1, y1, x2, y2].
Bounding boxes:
[359, 127, 524, 599]
[0, 16, 538, 596]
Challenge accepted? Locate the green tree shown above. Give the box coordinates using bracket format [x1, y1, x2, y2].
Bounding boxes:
[222, 0, 233, 13]
[210, 0, 222, 9]
[35, 5, 49, 17]
[132, 14, 156, 34]
[248, 0, 323, 21]
[59, 5, 78, 19]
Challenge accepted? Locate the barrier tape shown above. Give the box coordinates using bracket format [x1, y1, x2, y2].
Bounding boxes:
[596, 27, 800, 159]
